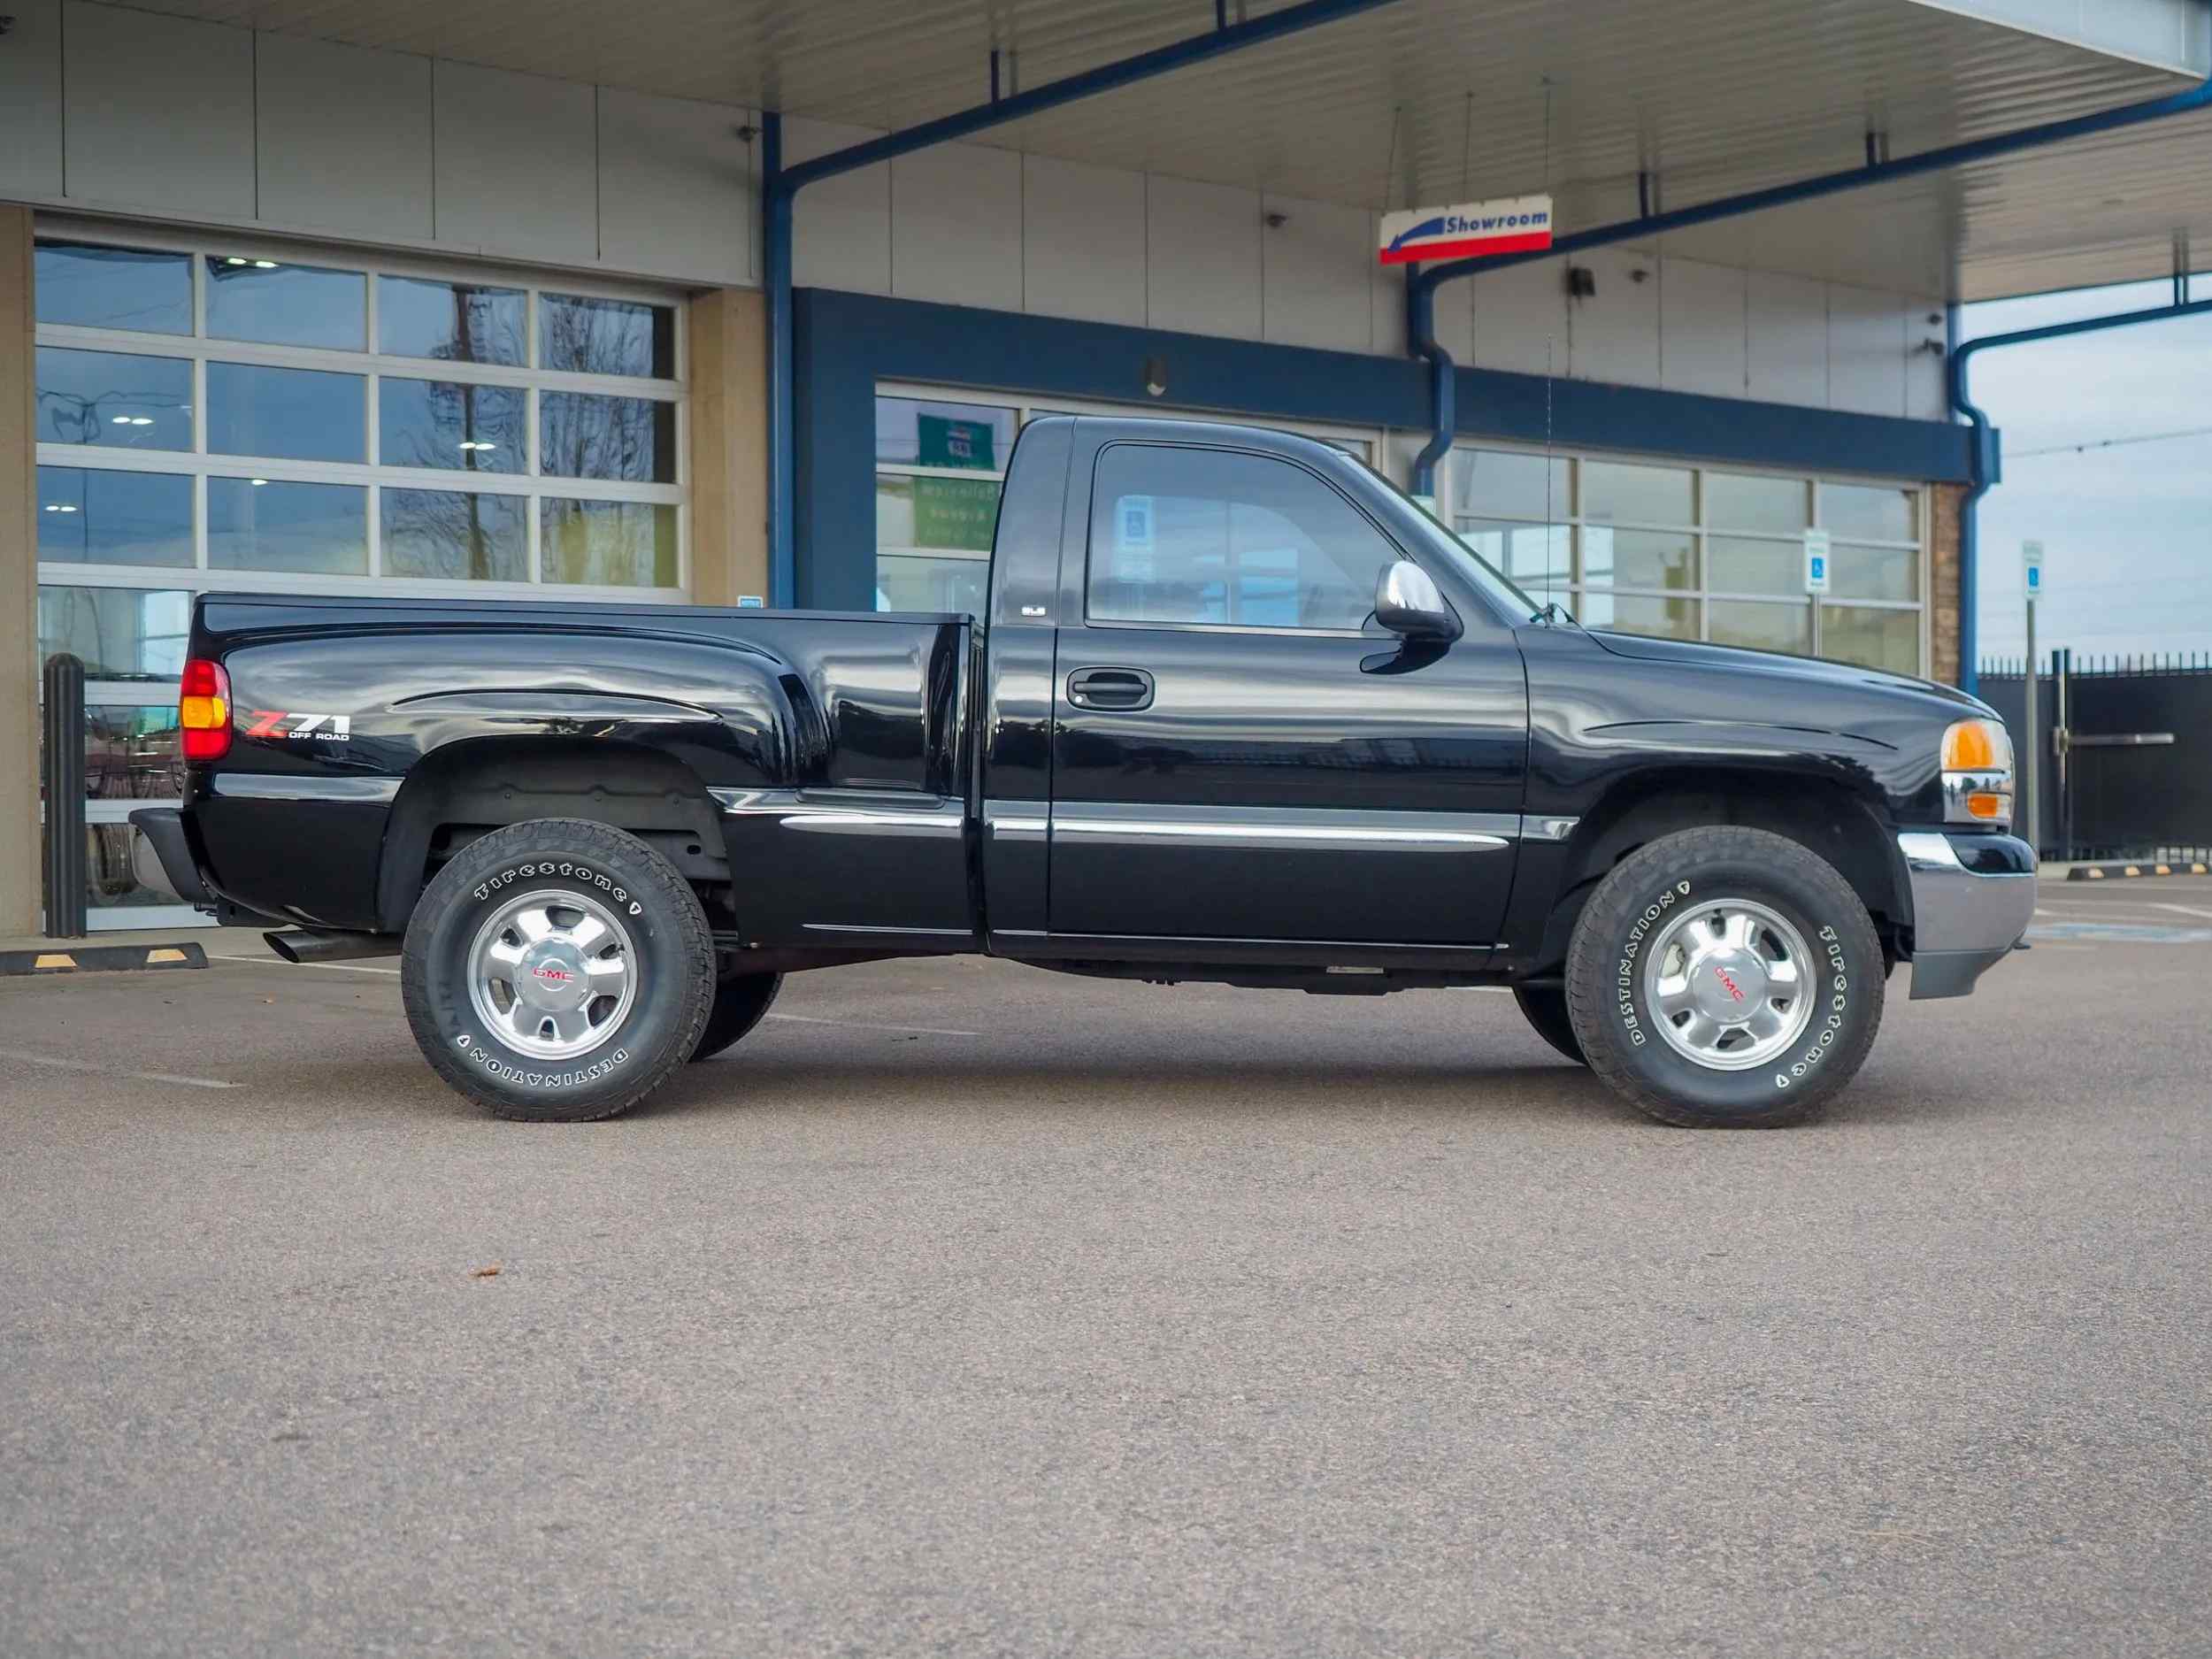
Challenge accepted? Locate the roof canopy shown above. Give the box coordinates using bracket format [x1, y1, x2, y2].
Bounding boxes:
[130, 0, 2212, 300]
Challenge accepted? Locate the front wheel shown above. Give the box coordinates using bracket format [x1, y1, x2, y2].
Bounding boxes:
[401, 819, 715, 1121]
[1563, 826, 1885, 1129]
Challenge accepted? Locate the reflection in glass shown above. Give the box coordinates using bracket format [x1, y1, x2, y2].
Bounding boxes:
[1829, 541, 1919, 603]
[1582, 459, 1692, 526]
[1578, 590, 1699, 641]
[541, 499, 678, 587]
[377, 276, 526, 365]
[1822, 604, 1920, 674]
[540, 295, 675, 379]
[381, 380, 526, 473]
[874, 396, 1016, 468]
[208, 362, 365, 463]
[204, 257, 365, 349]
[541, 392, 674, 482]
[35, 241, 191, 334]
[1582, 526, 1693, 590]
[1821, 483, 1917, 543]
[1709, 598, 1813, 657]
[1706, 472, 1805, 534]
[35, 348, 193, 450]
[1087, 445, 1398, 629]
[1455, 518, 1568, 589]
[384, 488, 528, 580]
[208, 478, 367, 573]
[87, 825, 172, 910]
[36, 586, 191, 680]
[877, 554, 989, 614]
[35, 466, 193, 567]
[1452, 449, 1570, 524]
[85, 705, 182, 801]
[1707, 535, 1802, 597]
[875, 472, 1002, 553]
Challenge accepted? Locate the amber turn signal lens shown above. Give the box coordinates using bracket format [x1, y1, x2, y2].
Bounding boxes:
[1941, 718, 2011, 773]
[1965, 792, 2009, 820]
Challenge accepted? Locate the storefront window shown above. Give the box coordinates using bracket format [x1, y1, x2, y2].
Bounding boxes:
[1449, 448, 1926, 673]
[204, 256, 365, 349]
[36, 587, 191, 680]
[36, 467, 193, 567]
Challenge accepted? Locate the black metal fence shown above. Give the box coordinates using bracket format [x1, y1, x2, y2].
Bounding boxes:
[1979, 650, 2212, 863]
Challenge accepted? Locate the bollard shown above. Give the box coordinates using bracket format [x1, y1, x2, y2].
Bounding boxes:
[41, 653, 88, 939]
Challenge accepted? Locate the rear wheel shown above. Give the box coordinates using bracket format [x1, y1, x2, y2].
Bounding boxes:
[401, 818, 714, 1121]
[1512, 985, 1586, 1065]
[691, 964, 782, 1061]
[1564, 826, 1884, 1129]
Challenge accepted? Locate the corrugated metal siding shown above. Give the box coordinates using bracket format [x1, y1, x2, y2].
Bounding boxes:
[73, 0, 2212, 299]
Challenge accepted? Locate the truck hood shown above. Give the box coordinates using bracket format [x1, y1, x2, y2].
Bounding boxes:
[1582, 628, 1990, 717]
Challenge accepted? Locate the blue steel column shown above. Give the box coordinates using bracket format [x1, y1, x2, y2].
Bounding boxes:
[1949, 292, 2212, 697]
[760, 0, 1407, 602]
[762, 112, 795, 608]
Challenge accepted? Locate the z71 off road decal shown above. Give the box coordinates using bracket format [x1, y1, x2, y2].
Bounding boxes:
[244, 710, 353, 741]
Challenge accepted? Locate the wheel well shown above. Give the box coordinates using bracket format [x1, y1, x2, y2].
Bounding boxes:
[1532, 768, 1905, 973]
[376, 738, 732, 933]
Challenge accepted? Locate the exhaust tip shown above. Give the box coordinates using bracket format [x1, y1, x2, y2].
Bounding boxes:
[265, 930, 305, 964]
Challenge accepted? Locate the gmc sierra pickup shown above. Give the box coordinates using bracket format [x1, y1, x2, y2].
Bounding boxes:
[135, 414, 2034, 1128]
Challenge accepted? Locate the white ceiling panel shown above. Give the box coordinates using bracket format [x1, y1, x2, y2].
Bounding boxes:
[90, 0, 2212, 300]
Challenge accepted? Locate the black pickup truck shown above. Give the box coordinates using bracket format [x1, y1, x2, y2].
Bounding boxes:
[136, 414, 2033, 1128]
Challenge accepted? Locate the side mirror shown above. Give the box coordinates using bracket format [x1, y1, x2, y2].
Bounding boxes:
[1374, 562, 1463, 642]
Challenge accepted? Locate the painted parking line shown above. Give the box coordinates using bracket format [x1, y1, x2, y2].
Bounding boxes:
[765, 1012, 981, 1039]
[2026, 922, 2212, 945]
[0, 1045, 239, 1091]
[2149, 902, 2212, 922]
[209, 953, 400, 976]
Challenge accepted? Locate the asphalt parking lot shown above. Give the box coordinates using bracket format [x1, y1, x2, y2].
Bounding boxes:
[4, 877, 2210, 1657]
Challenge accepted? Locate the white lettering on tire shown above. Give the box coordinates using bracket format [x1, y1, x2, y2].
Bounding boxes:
[1615, 879, 1691, 1047]
[1773, 925, 1850, 1091]
[472, 861, 642, 916]
[457, 1034, 630, 1087]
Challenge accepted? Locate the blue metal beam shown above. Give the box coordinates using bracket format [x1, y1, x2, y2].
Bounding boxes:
[1406, 42, 2212, 555]
[761, 0, 1407, 600]
[1948, 292, 2212, 696]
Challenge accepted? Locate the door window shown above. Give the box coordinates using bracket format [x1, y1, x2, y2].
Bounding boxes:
[1087, 445, 1400, 631]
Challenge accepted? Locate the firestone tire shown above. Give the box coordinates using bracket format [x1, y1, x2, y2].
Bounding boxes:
[1563, 826, 1885, 1129]
[1512, 985, 1587, 1066]
[401, 818, 714, 1122]
[690, 966, 783, 1062]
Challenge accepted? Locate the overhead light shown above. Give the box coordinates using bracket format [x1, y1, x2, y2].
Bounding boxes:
[253, 259, 279, 269]
[226, 257, 248, 266]
[129, 416, 154, 426]
[111, 414, 132, 424]
[458, 440, 498, 451]
[44, 503, 78, 513]
[250, 478, 268, 487]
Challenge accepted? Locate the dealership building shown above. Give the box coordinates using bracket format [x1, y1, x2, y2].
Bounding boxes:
[4, 0, 2208, 933]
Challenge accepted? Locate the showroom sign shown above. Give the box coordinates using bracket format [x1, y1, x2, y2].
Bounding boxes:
[1379, 195, 1554, 265]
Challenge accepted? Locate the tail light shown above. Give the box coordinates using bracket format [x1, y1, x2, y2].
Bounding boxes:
[180, 657, 232, 761]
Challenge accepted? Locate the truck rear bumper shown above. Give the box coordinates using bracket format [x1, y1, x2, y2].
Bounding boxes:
[127, 807, 210, 905]
[1899, 831, 2037, 1001]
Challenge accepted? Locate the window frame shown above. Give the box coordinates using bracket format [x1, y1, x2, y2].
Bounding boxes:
[32, 217, 688, 605]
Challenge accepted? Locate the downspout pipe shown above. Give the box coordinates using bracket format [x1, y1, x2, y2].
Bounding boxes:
[760, 0, 1407, 605]
[1947, 293, 2212, 697]
[1407, 268, 1455, 501]
[1407, 49, 2212, 531]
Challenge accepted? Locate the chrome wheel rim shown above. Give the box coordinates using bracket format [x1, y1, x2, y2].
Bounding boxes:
[467, 887, 638, 1061]
[1642, 897, 1815, 1071]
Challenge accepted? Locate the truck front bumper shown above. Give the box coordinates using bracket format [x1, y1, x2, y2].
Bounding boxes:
[1899, 831, 2037, 1001]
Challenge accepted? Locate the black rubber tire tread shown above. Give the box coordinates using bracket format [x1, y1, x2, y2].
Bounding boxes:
[401, 818, 714, 1122]
[690, 968, 784, 1061]
[1563, 825, 1885, 1130]
[1512, 985, 1587, 1066]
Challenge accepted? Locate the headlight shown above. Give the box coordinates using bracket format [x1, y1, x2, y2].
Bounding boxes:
[1941, 718, 2014, 826]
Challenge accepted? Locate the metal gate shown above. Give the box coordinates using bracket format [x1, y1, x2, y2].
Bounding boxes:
[1979, 653, 2212, 862]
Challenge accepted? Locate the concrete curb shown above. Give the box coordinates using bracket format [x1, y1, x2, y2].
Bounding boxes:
[0, 941, 209, 975]
[2067, 861, 2212, 881]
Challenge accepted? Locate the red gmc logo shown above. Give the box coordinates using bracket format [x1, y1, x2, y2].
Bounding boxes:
[532, 965, 573, 984]
[1713, 967, 1746, 1002]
